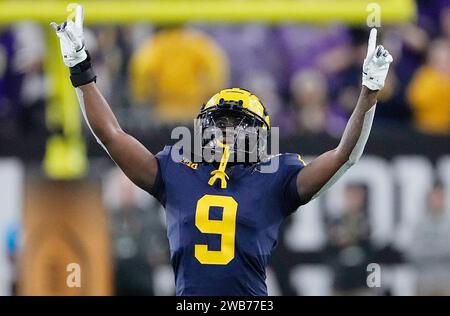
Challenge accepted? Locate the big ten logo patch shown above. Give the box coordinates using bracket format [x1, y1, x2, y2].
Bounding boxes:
[181, 158, 198, 170]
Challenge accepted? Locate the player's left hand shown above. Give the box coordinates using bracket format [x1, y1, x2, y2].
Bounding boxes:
[362, 28, 393, 91]
[50, 5, 87, 68]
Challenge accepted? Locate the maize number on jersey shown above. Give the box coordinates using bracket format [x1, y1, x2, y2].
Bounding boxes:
[195, 194, 238, 265]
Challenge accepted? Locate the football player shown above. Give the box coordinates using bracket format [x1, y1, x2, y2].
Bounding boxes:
[51, 6, 392, 295]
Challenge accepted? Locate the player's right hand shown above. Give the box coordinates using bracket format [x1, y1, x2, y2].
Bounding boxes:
[50, 5, 87, 68]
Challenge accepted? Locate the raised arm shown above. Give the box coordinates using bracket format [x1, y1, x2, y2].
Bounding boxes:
[296, 28, 393, 204]
[51, 5, 158, 192]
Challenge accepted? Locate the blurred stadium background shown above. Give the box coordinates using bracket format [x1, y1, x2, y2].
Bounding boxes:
[1, 0, 450, 296]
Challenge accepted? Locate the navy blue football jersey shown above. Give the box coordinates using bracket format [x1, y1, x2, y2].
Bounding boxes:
[151, 145, 305, 296]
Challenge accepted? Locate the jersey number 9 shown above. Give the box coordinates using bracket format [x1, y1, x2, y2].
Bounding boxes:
[195, 194, 238, 265]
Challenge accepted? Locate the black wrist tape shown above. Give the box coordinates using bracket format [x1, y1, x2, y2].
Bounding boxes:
[69, 50, 97, 87]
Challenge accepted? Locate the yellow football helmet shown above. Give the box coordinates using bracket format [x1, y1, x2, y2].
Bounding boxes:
[197, 88, 271, 188]
[201, 88, 270, 129]
[197, 88, 270, 160]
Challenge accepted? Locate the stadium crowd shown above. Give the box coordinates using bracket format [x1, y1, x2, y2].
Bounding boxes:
[0, 0, 449, 143]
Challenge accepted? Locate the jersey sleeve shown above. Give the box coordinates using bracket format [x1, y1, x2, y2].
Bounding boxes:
[149, 145, 172, 206]
[277, 153, 306, 216]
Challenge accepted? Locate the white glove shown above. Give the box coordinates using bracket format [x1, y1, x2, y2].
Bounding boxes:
[362, 28, 393, 91]
[50, 5, 87, 68]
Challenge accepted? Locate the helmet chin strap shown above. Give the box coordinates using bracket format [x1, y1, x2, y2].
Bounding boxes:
[208, 140, 230, 189]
